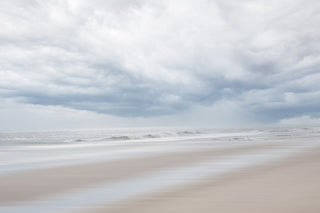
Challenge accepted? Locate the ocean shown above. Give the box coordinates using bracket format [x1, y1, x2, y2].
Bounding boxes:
[1, 126, 319, 175]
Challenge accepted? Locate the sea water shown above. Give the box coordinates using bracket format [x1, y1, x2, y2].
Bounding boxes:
[1, 126, 319, 175]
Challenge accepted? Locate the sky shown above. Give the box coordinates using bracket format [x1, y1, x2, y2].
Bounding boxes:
[0, 0, 320, 130]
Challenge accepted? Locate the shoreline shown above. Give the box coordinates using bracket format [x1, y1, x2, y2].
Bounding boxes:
[0, 143, 279, 205]
[1, 139, 319, 212]
[82, 147, 320, 213]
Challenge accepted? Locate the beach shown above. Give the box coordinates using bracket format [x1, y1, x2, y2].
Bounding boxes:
[1, 0, 319, 212]
[0, 127, 319, 212]
[94, 147, 320, 213]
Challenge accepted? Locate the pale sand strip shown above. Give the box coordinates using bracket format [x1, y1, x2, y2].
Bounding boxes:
[0, 143, 278, 205]
[83, 147, 320, 213]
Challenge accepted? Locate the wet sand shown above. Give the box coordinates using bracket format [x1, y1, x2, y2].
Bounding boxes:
[0, 143, 277, 205]
[1, 142, 320, 213]
[82, 148, 320, 213]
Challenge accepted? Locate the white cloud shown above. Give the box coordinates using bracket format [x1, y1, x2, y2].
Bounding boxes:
[0, 0, 320, 128]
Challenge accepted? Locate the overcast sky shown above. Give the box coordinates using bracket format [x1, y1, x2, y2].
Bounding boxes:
[1, 0, 320, 130]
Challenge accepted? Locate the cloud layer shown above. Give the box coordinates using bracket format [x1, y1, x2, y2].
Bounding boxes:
[1, 0, 320, 123]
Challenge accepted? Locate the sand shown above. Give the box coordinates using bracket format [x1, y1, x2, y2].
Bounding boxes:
[1, 142, 320, 213]
[0, 143, 276, 205]
[82, 148, 320, 213]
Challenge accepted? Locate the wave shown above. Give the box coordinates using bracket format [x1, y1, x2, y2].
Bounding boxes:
[0, 128, 209, 146]
[6, 126, 316, 146]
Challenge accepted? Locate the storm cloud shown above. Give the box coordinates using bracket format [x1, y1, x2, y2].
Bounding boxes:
[1, 0, 320, 124]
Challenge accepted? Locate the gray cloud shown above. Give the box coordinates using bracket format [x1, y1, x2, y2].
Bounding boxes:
[1, 0, 320, 123]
